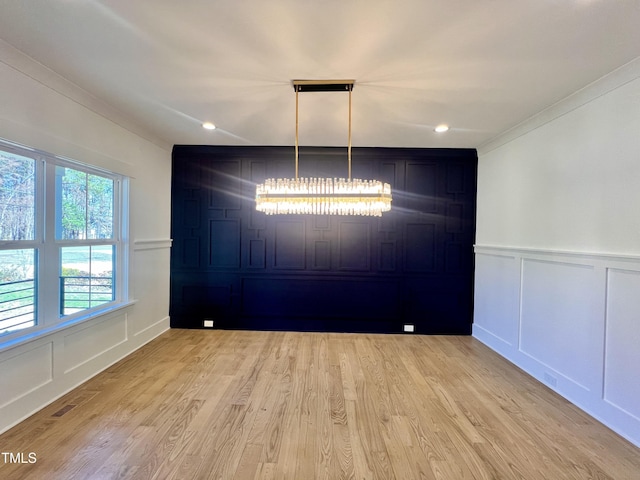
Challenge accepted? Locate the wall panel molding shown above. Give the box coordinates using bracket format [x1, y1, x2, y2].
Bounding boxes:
[338, 221, 371, 271]
[274, 220, 306, 270]
[209, 219, 241, 268]
[473, 244, 640, 447]
[171, 146, 478, 334]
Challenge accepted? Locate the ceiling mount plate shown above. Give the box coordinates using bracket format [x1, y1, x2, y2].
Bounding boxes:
[292, 79, 355, 92]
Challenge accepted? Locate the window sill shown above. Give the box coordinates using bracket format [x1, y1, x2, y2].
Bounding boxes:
[0, 300, 138, 354]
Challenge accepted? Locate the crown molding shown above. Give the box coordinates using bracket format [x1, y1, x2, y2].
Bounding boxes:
[0, 38, 171, 152]
[477, 55, 640, 156]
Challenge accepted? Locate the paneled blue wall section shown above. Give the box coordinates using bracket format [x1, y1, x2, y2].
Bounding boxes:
[170, 146, 477, 334]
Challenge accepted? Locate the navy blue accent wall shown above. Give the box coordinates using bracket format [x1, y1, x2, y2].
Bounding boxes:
[170, 146, 477, 334]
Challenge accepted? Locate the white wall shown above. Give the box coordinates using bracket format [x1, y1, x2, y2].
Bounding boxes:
[474, 57, 640, 447]
[0, 41, 172, 434]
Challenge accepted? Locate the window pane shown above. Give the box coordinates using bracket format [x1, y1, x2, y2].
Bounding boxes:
[88, 174, 113, 239]
[57, 166, 87, 239]
[57, 167, 114, 240]
[60, 245, 114, 316]
[0, 249, 36, 335]
[0, 151, 36, 240]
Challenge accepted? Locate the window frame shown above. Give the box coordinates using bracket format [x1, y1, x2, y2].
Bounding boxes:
[0, 139, 129, 345]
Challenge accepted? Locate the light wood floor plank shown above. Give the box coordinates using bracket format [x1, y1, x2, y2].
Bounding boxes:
[1, 329, 639, 480]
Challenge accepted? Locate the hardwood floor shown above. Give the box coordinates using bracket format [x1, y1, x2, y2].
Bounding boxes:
[1, 329, 639, 479]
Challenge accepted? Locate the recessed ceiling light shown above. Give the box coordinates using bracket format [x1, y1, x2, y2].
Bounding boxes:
[202, 122, 216, 130]
[434, 124, 449, 133]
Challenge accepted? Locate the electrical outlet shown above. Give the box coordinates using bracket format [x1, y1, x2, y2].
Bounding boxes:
[203, 319, 214, 328]
[403, 324, 415, 333]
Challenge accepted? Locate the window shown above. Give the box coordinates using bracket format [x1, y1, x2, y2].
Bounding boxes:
[57, 165, 116, 316]
[0, 149, 36, 334]
[0, 140, 128, 339]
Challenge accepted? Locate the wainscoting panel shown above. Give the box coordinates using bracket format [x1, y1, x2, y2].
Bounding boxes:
[0, 342, 53, 408]
[241, 277, 399, 320]
[520, 259, 602, 392]
[63, 313, 128, 374]
[604, 268, 640, 420]
[473, 245, 640, 447]
[171, 146, 477, 334]
[473, 252, 520, 348]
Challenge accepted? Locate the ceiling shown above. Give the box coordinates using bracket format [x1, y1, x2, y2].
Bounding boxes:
[1, 0, 639, 150]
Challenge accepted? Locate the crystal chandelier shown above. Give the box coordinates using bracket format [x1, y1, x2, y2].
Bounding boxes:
[255, 80, 392, 216]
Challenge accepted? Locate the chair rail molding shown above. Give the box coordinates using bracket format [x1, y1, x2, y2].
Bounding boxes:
[134, 238, 173, 251]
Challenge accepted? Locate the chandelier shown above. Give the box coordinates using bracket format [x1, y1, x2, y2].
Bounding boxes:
[255, 80, 392, 216]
